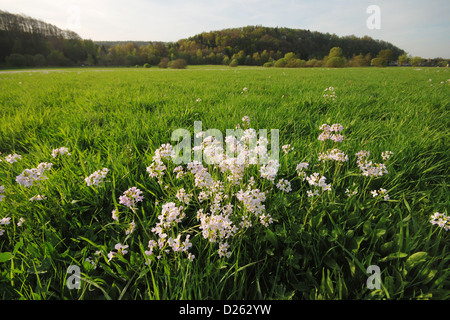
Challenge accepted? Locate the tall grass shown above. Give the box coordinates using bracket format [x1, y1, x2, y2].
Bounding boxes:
[0, 66, 449, 300]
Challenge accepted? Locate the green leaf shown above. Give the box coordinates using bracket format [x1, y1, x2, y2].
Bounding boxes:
[405, 252, 428, 270]
[265, 229, 278, 249]
[380, 252, 408, 262]
[0, 252, 13, 263]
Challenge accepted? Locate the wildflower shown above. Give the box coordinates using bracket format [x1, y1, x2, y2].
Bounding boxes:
[236, 187, 267, 216]
[196, 98, 202, 102]
[218, 242, 232, 258]
[259, 213, 273, 227]
[296, 162, 309, 180]
[0, 229, 4, 236]
[371, 188, 390, 201]
[5, 153, 21, 164]
[0, 217, 11, 225]
[259, 159, 280, 182]
[119, 187, 144, 209]
[173, 166, 185, 179]
[145, 240, 157, 256]
[107, 251, 115, 262]
[307, 190, 320, 197]
[429, 212, 449, 231]
[356, 151, 388, 177]
[318, 148, 348, 162]
[125, 221, 136, 235]
[322, 87, 337, 100]
[197, 209, 237, 243]
[318, 123, 344, 142]
[381, 151, 394, 161]
[51, 147, 71, 158]
[112, 209, 119, 221]
[282, 144, 294, 154]
[29, 195, 47, 201]
[176, 188, 192, 205]
[187, 253, 195, 261]
[0, 186, 5, 202]
[115, 243, 129, 255]
[276, 179, 292, 193]
[85, 168, 109, 187]
[17, 218, 25, 227]
[345, 189, 358, 197]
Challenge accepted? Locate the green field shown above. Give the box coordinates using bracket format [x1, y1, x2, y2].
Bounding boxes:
[0, 66, 449, 300]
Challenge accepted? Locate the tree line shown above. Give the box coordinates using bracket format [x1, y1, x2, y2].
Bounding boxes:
[1, 11, 448, 69]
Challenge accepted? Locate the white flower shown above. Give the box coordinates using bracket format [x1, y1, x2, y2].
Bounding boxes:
[29, 195, 47, 201]
[5, 153, 21, 164]
[17, 218, 25, 227]
[85, 168, 109, 186]
[0, 217, 11, 225]
[429, 212, 449, 231]
[176, 188, 192, 205]
[125, 221, 136, 235]
[51, 147, 71, 158]
[119, 187, 144, 209]
[112, 209, 119, 221]
[276, 179, 292, 193]
[282, 144, 293, 154]
[381, 151, 394, 161]
[0, 186, 5, 202]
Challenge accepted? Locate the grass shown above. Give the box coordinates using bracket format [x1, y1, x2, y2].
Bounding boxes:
[0, 65, 449, 300]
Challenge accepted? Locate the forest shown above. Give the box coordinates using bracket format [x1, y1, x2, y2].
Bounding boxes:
[1, 10, 448, 68]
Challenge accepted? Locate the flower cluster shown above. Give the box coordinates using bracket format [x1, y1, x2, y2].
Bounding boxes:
[5, 153, 22, 164]
[356, 151, 388, 177]
[381, 151, 394, 161]
[371, 188, 390, 201]
[107, 243, 129, 262]
[236, 187, 267, 217]
[322, 86, 337, 101]
[146, 144, 174, 184]
[16, 162, 53, 187]
[119, 187, 144, 209]
[318, 148, 349, 162]
[306, 172, 331, 196]
[51, 147, 71, 158]
[197, 208, 237, 244]
[282, 144, 294, 154]
[276, 179, 292, 193]
[345, 188, 358, 197]
[296, 162, 309, 180]
[429, 212, 449, 231]
[176, 188, 193, 205]
[318, 123, 344, 142]
[144, 202, 193, 260]
[84, 168, 109, 187]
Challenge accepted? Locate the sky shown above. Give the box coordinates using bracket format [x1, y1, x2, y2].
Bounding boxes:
[1, 0, 449, 58]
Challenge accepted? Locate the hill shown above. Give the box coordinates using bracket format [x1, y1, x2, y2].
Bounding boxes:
[2, 11, 447, 68]
[174, 25, 405, 64]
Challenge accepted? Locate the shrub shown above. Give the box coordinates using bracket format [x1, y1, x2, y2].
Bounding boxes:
[286, 58, 306, 68]
[274, 58, 287, 68]
[326, 57, 346, 68]
[33, 54, 46, 67]
[143, 63, 151, 68]
[168, 58, 187, 69]
[158, 57, 169, 68]
[370, 57, 387, 67]
[6, 53, 26, 67]
[229, 59, 239, 67]
[263, 61, 274, 67]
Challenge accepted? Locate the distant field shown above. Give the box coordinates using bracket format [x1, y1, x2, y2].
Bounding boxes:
[0, 66, 449, 300]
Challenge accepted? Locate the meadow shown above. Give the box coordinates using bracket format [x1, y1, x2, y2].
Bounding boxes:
[0, 65, 449, 300]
